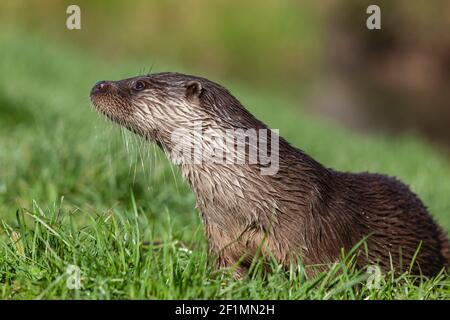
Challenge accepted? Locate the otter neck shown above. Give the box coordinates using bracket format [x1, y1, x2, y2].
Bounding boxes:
[176, 138, 330, 234]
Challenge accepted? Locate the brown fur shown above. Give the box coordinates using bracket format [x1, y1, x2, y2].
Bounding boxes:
[90, 72, 450, 277]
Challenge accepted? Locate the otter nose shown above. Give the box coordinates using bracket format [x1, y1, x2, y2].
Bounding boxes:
[91, 81, 111, 95]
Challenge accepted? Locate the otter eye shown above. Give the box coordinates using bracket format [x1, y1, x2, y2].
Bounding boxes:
[133, 80, 146, 91]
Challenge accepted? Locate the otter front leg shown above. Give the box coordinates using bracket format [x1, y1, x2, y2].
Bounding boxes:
[204, 221, 251, 278]
[211, 246, 249, 279]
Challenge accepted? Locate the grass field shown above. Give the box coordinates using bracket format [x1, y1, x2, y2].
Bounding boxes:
[0, 32, 449, 300]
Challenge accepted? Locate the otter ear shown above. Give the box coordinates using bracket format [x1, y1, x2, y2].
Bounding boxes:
[184, 81, 203, 100]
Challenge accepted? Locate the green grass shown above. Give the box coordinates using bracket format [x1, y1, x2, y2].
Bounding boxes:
[0, 32, 449, 300]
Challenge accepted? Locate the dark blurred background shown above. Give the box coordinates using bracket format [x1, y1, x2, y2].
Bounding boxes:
[1, 0, 449, 152]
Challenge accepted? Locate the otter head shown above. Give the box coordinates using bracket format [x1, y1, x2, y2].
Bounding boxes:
[91, 72, 255, 154]
[90, 72, 277, 173]
[90, 72, 214, 147]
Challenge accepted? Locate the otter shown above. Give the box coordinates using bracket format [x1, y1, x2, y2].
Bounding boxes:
[90, 72, 450, 277]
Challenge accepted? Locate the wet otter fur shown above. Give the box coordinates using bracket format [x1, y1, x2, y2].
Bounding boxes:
[90, 72, 450, 277]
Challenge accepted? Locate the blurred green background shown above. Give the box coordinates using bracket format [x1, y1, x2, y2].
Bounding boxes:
[1, 0, 449, 147]
[0, 0, 322, 90]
